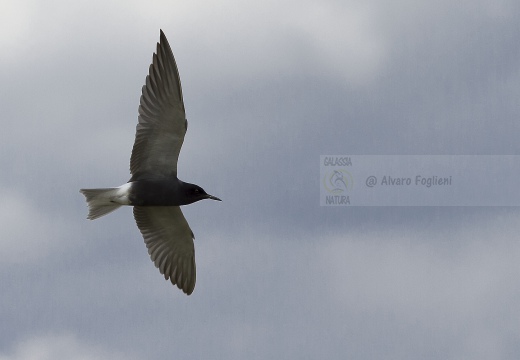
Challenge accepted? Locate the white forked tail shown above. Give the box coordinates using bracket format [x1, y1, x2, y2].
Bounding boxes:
[79, 184, 131, 220]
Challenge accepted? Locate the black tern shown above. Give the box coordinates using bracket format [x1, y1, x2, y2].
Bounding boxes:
[80, 30, 221, 295]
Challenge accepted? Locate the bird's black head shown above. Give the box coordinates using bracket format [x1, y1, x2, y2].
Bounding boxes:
[181, 182, 221, 205]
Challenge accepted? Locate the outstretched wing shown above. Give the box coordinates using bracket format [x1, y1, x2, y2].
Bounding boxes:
[130, 30, 187, 180]
[133, 206, 196, 295]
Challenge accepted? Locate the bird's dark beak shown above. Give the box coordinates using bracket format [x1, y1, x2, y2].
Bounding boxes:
[206, 194, 222, 201]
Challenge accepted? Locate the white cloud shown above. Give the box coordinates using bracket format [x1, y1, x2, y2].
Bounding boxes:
[0, 334, 134, 360]
[0, 1, 35, 64]
[285, 2, 386, 85]
[0, 190, 73, 266]
[63, 0, 386, 85]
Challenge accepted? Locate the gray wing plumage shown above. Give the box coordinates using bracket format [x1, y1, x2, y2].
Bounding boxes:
[133, 206, 196, 295]
[130, 30, 187, 180]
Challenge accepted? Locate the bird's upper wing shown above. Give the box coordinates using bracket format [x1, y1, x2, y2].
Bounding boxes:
[130, 30, 187, 180]
[133, 206, 196, 295]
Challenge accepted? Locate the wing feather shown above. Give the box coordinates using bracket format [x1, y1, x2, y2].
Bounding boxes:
[133, 206, 196, 295]
[130, 30, 187, 180]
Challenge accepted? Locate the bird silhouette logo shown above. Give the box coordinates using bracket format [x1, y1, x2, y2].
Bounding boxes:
[323, 169, 353, 194]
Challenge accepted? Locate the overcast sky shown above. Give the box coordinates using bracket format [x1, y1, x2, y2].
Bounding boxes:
[1, 0, 520, 359]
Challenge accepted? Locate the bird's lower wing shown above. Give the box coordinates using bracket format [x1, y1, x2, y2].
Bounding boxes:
[133, 206, 196, 295]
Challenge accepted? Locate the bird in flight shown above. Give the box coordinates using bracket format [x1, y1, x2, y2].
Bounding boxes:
[80, 30, 221, 295]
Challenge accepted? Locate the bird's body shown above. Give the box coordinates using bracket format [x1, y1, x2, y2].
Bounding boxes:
[129, 178, 217, 206]
[80, 30, 220, 295]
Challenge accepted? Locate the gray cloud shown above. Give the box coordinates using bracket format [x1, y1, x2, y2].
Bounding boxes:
[1, 0, 519, 358]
